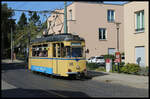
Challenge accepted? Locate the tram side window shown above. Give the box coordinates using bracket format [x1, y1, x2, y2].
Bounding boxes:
[32, 44, 48, 57]
[53, 44, 56, 57]
[53, 43, 66, 57]
[57, 43, 61, 57]
[39, 47, 43, 57]
[32, 46, 37, 57]
[32, 46, 37, 56]
[43, 48, 48, 57]
[61, 43, 66, 57]
[66, 46, 71, 57]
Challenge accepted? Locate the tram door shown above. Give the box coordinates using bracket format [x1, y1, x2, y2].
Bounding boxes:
[52, 43, 61, 75]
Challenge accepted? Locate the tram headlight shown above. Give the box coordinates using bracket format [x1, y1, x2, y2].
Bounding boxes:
[76, 65, 80, 70]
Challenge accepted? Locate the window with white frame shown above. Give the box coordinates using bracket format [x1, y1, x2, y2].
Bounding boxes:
[99, 28, 106, 40]
[135, 10, 144, 32]
[107, 10, 115, 22]
[69, 9, 72, 20]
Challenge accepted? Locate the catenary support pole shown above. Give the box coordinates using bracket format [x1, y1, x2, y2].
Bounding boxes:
[64, 1, 68, 34]
[117, 26, 120, 73]
[11, 27, 13, 62]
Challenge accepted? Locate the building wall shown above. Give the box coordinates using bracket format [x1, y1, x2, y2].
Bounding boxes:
[46, 3, 76, 34]
[124, 1, 149, 66]
[68, 2, 124, 58]
[46, 2, 124, 58]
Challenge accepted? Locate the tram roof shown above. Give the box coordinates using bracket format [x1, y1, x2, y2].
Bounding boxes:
[30, 33, 85, 44]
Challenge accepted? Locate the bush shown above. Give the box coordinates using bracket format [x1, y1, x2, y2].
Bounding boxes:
[4, 48, 11, 58]
[120, 63, 140, 74]
[96, 67, 106, 72]
[86, 62, 100, 70]
[111, 64, 120, 73]
[120, 62, 125, 66]
[137, 67, 149, 76]
[16, 53, 25, 60]
[103, 54, 115, 60]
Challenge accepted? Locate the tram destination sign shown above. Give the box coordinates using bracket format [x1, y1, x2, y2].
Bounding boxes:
[71, 42, 81, 46]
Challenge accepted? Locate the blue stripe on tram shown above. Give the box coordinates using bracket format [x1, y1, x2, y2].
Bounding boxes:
[31, 57, 86, 61]
[31, 65, 53, 74]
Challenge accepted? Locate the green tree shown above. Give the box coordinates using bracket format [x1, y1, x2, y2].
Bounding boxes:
[14, 11, 46, 59]
[1, 3, 16, 58]
[28, 11, 41, 26]
[17, 12, 27, 29]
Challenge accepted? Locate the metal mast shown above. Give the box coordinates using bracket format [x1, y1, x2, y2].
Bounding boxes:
[11, 27, 13, 62]
[64, 1, 68, 34]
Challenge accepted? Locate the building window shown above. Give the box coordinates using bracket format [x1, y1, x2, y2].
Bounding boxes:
[69, 9, 72, 20]
[135, 10, 144, 32]
[99, 28, 106, 40]
[107, 10, 115, 22]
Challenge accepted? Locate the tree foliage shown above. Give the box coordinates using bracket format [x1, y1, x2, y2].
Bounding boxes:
[1, 3, 16, 58]
[17, 12, 27, 29]
[1, 3, 47, 59]
[28, 11, 41, 26]
[14, 12, 45, 58]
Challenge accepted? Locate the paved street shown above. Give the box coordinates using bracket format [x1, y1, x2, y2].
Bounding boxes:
[90, 70, 149, 89]
[1, 59, 149, 97]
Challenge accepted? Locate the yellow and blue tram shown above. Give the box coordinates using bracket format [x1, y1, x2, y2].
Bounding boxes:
[28, 33, 87, 78]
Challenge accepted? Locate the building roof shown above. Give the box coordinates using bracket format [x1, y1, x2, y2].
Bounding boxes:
[70, 1, 129, 6]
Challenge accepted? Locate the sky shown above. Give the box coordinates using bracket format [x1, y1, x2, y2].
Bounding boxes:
[2, 1, 128, 24]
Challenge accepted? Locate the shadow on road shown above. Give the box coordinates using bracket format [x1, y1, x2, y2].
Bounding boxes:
[2, 88, 90, 97]
[37, 70, 109, 81]
[87, 70, 109, 78]
[30, 70, 109, 81]
[1, 62, 27, 71]
[1, 60, 109, 80]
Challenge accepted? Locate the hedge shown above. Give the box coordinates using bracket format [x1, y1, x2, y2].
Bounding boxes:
[120, 63, 140, 74]
[86, 62, 100, 70]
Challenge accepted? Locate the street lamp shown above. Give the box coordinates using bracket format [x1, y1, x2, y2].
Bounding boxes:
[114, 22, 121, 52]
[114, 22, 121, 73]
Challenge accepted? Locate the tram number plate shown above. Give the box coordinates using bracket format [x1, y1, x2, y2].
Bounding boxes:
[69, 62, 73, 66]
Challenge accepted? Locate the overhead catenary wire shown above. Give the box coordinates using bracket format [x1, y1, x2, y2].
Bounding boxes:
[6, 7, 65, 35]
[4, 8, 64, 15]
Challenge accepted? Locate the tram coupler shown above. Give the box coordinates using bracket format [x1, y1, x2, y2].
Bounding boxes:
[76, 72, 86, 80]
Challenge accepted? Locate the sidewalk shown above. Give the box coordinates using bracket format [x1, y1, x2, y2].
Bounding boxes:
[91, 70, 149, 89]
[1, 80, 17, 90]
[1, 59, 25, 64]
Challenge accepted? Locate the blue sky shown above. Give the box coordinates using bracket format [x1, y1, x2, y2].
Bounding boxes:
[2, 1, 128, 24]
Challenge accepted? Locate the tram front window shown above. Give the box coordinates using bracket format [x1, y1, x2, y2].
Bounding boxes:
[72, 47, 82, 57]
[65, 46, 84, 58]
